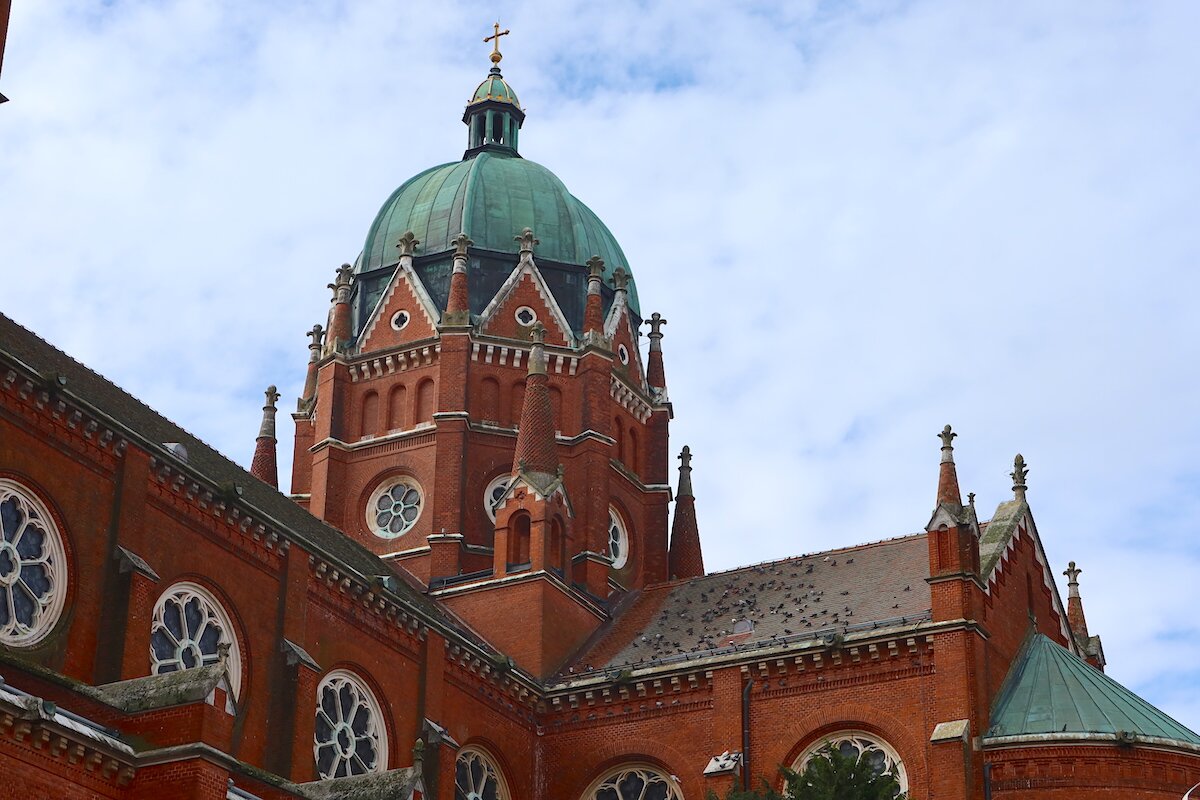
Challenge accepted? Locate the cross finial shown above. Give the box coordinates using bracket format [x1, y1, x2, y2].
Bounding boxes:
[679, 445, 692, 469]
[586, 256, 605, 280]
[306, 324, 325, 349]
[515, 227, 539, 256]
[395, 231, 420, 257]
[451, 232, 473, 258]
[612, 266, 629, 292]
[647, 312, 667, 337]
[1011, 453, 1029, 500]
[529, 320, 547, 346]
[484, 22, 510, 65]
[1064, 561, 1082, 598]
[264, 385, 280, 409]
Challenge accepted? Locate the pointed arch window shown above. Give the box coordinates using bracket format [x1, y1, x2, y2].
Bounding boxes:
[583, 765, 682, 800]
[314, 670, 388, 780]
[0, 479, 67, 647]
[455, 746, 509, 800]
[150, 582, 242, 697]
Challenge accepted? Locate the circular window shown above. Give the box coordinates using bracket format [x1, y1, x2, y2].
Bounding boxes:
[617, 344, 630, 365]
[584, 765, 681, 800]
[514, 306, 537, 326]
[314, 670, 388, 780]
[455, 747, 509, 800]
[150, 582, 242, 696]
[608, 508, 629, 570]
[484, 475, 512, 523]
[792, 732, 907, 796]
[0, 480, 67, 647]
[390, 310, 410, 330]
[368, 479, 423, 539]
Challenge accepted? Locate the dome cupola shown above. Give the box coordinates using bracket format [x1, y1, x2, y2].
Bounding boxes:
[463, 24, 525, 157]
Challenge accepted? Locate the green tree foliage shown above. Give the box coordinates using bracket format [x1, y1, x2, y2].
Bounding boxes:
[703, 745, 905, 800]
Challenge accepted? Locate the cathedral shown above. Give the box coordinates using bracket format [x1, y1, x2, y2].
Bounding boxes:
[2, 28, 1199, 800]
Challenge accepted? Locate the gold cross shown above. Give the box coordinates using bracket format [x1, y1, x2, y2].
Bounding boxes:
[484, 22, 510, 65]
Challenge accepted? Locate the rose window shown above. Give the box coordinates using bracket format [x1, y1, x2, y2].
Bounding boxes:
[150, 582, 242, 695]
[368, 479, 423, 538]
[0, 480, 67, 647]
[484, 475, 512, 522]
[793, 732, 907, 795]
[455, 747, 508, 800]
[588, 766, 681, 800]
[314, 670, 388, 780]
[607, 508, 629, 569]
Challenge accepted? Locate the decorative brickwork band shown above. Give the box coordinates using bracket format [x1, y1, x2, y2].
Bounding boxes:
[645, 312, 667, 391]
[936, 424, 962, 509]
[511, 322, 558, 479]
[250, 385, 281, 488]
[669, 445, 704, 579]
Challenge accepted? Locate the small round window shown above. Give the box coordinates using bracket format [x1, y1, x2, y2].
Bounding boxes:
[514, 306, 537, 326]
[608, 507, 629, 570]
[368, 479, 423, 538]
[484, 475, 512, 522]
[0, 479, 68, 647]
[390, 310, 410, 330]
[150, 582, 242, 697]
[617, 344, 630, 365]
[314, 670, 388, 780]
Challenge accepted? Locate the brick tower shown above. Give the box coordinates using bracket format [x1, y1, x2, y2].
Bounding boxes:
[287, 43, 682, 678]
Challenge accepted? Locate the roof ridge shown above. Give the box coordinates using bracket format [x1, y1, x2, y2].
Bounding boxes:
[694, 531, 929, 580]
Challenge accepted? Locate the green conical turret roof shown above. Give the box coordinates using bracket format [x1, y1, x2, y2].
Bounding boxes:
[986, 634, 1200, 745]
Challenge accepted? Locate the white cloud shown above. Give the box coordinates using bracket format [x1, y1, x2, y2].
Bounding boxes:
[2, 0, 1199, 730]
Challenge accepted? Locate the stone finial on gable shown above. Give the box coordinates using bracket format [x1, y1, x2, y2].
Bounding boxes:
[586, 256, 605, 281]
[306, 324, 325, 353]
[612, 266, 629, 292]
[1064, 560, 1082, 598]
[264, 385, 280, 409]
[938, 424, 957, 462]
[1011, 453, 1029, 501]
[647, 312, 667, 338]
[451, 232, 473, 258]
[395, 231, 421, 257]
[515, 227, 539, 257]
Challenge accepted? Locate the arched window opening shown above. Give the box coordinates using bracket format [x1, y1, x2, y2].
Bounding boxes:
[614, 416, 625, 463]
[0, 479, 68, 647]
[415, 378, 436, 425]
[549, 517, 567, 577]
[628, 428, 639, 475]
[314, 670, 388, 780]
[387, 384, 407, 431]
[150, 582, 242, 697]
[359, 391, 379, 439]
[583, 765, 682, 800]
[791, 732, 907, 797]
[484, 474, 513, 523]
[367, 478, 423, 539]
[479, 377, 501, 424]
[455, 747, 509, 800]
[508, 512, 531, 569]
[608, 507, 629, 570]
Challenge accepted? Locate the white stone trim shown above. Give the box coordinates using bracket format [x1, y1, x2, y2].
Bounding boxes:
[314, 669, 389, 779]
[0, 478, 68, 647]
[150, 581, 243, 698]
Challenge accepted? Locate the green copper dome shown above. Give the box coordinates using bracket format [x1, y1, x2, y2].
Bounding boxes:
[470, 72, 520, 107]
[359, 150, 639, 313]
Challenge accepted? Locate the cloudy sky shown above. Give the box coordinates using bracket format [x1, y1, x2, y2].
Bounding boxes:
[3, 1, 1199, 728]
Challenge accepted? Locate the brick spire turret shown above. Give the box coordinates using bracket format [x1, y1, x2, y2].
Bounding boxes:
[645, 312, 667, 393]
[583, 256, 605, 334]
[668, 446, 704, 579]
[250, 385, 281, 488]
[511, 322, 559, 483]
[444, 232, 472, 324]
[299, 324, 323, 409]
[1063, 561, 1090, 642]
[936, 424, 963, 509]
[325, 264, 354, 354]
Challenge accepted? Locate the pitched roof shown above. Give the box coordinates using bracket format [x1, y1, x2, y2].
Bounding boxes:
[986, 633, 1200, 746]
[0, 313, 480, 648]
[564, 534, 932, 677]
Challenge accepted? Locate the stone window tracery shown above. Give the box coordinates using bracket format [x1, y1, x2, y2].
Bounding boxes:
[484, 475, 512, 523]
[0, 480, 67, 647]
[792, 731, 907, 795]
[585, 766, 682, 800]
[314, 670, 388, 780]
[455, 746, 509, 800]
[368, 478, 423, 538]
[514, 306, 537, 326]
[608, 507, 629, 570]
[150, 581, 242, 695]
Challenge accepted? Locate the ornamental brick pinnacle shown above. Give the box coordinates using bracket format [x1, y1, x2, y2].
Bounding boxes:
[445, 232, 472, 317]
[583, 256, 605, 334]
[300, 324, 323, 407]
[250, 385, 281, 489]
[511, 322, 559, 478]
[645, 312, 667, 391]
[936, 424, 963, 509]
[668, 445, 704, 579]
[325, 264, 354, 353]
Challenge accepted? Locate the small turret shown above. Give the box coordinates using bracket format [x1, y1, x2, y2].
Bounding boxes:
[936, 424, 963, 509]
[668, 446, 704, 580]
[583, 256, 606, 335]
[444, 233, 472, 324]
[250, 385, 281, 488]
[1063, 560, 1106, 670]
[511, 322, 559, 484]
[299, 324, 323, 409]
[325, 264, 354, 354]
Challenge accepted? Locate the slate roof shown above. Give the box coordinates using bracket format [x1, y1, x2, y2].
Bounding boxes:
[0, 313, 481, 649]
[986, 633, 1200, 745]
[564, 534, 933, 677]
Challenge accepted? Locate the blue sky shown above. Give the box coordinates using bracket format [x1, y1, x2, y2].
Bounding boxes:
[3, 1, 1200, 730]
